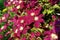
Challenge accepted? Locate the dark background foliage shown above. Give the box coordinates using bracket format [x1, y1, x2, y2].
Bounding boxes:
[0, 0, 5, 10]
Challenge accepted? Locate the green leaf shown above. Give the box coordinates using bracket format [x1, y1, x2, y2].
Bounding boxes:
[49, 26, 53, 30]
[37, 28, 44, 33]
[2, 8, 8, 12]
[10, 12, 16, 17]
[3, 34, 10, 40]
[53, 4, 60, 9]
[43, 9, 47, 15]
[8, 22, 13, 29]
[0, 22, 5, 28]
[31, 27, 38, 32]
[0, 10, 3, 17]
[47, 10, 54, 14]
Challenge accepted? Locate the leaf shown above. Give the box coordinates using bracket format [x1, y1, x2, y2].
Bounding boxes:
[0, 0, 5, 10]
[0, 22, 5, 28]
[31, 27, 38, 32]
[10, 12, 16, 17]
[2, 8, 8, 12]
[53, 4, 60, 9]
[43, 9, 47, 15]
[37, 28, 44, 33]
[49, 26, 53, 30]
[47, 10, 54, 14]
[0, 10, 3, 17]
[3, 34, 10, 40]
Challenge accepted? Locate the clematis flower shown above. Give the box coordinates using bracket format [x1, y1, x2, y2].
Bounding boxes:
[24, 16, 34, 25]
[13, 24, 24, 33]
[14, 29, 21, 38]
[44, 31, 53, 40]
[15, 0, 25, 9]
[0, 24, 8, 32]
[11, 16, 18, 26]
[17, 16, 27, 26]
[4, 1, 12, 7]
[49, 21, 54, 26]
[30, 32, 35, 38]
[11, 7, 18, 13]
[1, 13, 9, 22]
[26, 6, 42, 17]
[3, 0, 60, 40]
[44, 31, 51, 36]
[34, 14, 44, 28]
[22, 26, 30, 34]
[52, 15, 56, 19]
[13, 24, 24, 38]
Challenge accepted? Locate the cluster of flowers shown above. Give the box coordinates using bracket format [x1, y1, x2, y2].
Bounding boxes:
[0, 0, 60, 40]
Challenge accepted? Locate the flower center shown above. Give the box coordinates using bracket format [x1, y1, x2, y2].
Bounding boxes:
[20, 20, 24, 23]
[1, 26, 4, 30]
[45, 24, 49, 28]
[19, 26, 23, 31]
[34, 16, 39, 21]
[13, 1, 15, 4]
[15, 29, 18, 33]
[2, 17, 5, 20]
[8, 2, 11, 4]
[10, 0, 13, 2]
[31, 12, 35, 16]
[16, 5, 20, 9]
[51, 33, 58, 39]
[19, 1, 22, 3]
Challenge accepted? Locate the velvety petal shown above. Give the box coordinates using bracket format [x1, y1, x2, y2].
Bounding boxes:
[0, 34, 3, 39]
[34, 22, 40, 28]
[25, 16, 34, 25]
[30, 32, 35, 38]
[44, 36, 51, 40]
[22, 29, 27, 34]
[35, 32, 40, 37]
[39, 18, 44, 23]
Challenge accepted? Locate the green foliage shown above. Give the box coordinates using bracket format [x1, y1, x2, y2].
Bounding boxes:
[0, 0, 5, 10]
[0, 22, 6, 28]
[0, 10, 3, 17]
[10, 12, 16, 17]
